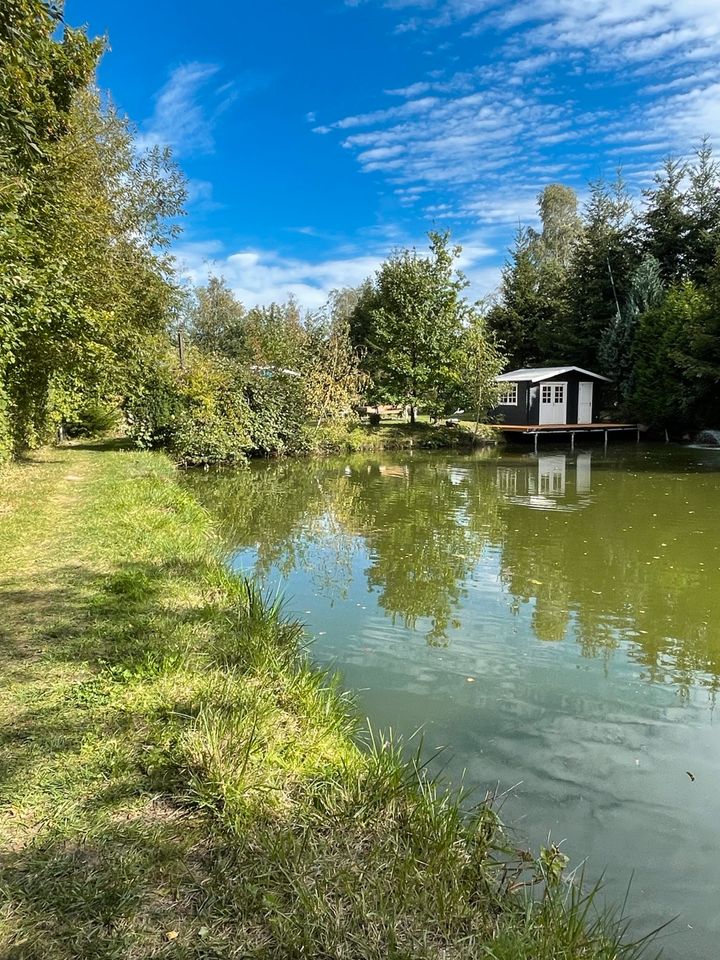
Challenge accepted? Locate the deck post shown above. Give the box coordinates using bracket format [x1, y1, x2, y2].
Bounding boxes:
[604, 429, 608, 450]
[636, 427, 640, 443]
[570, 432, 575, 451]
[534, 432, 538, 454]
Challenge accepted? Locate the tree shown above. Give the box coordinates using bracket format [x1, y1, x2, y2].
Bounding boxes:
[242, 297, 307, 371]
[599, 256, 664, 407]
[0, 3, 186, 456]
[537, 183, 582, 266]
[642, 158, 690, 284]
[486, 226, 543, 368]
[304, 289, 368, 425]
[629, 281, 710, 429]
[461, 311, 505, 440]
[354, 231, 471, 423]
[0, 0, 102, 165]
[671, 257, 720, 425]
[0, 1, 102, 457]
[563, 174, 639, 368]
[487, 185, 581, 367]
[304, 318, 367, 427]
[686, 140, 720, 282]
[189, 276, 247, 359]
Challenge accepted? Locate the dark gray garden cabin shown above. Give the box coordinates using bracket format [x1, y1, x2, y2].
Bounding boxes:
[492, 366, 611, 427]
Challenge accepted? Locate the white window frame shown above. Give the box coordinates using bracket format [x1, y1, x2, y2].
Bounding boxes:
[498, 382, 518, 405]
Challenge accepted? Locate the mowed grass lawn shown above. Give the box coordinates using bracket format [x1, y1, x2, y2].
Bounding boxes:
[0, 444, 651, 959]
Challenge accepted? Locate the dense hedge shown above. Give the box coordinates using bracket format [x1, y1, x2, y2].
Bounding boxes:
[124, 350, 310, 465]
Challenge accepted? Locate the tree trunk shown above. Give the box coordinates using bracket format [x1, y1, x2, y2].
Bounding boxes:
[473, 401, 481, 446]
[409, 404, 416, 426]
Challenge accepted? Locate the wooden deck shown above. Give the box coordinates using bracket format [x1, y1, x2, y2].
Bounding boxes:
[492, 422, 643, 450]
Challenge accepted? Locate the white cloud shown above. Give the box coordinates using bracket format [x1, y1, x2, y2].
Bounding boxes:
[327, 0, 720, 234]
[137, 63, 223, 155]
[173, 231, 500, 310]
[174, 242, 382, 310]
[136, 61, 254, 156]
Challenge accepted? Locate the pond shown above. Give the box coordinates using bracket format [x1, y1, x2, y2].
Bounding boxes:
[183, 443, 720, 959]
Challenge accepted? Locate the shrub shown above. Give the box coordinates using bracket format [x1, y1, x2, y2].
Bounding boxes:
[245, 372, 307, 456]
[64, 402, 120, 438]
[0, 387, 12, 463]
[124, 358, 186, 449]
[125, 351, 310, 465]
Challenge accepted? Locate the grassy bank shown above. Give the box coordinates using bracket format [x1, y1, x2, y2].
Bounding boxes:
[309, 419, 499, 454]
[0, 444, 650, 958]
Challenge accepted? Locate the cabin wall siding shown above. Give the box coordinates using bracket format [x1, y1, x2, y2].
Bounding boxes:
[494, 380, 530, 425]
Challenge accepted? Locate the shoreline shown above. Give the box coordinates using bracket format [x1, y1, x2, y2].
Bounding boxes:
[0, 443, 651, 957]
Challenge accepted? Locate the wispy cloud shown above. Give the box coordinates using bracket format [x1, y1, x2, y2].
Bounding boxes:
[138, 63, 223, 155]
[325, 0, 720, 232]
[137, 61, 257, 156]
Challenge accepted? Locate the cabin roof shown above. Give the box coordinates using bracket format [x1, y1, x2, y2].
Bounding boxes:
[496, 366, 611, 383]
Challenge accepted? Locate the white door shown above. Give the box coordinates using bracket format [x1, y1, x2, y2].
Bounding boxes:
[577, 381, 593, 424]
[539, 382, 567, 424]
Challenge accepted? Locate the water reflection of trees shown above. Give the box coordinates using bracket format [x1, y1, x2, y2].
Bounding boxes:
[183, 451, 720, 693]
[494, 455, 720, 696]
[182, 460, 363, 599]
[345, 458, 505, 644]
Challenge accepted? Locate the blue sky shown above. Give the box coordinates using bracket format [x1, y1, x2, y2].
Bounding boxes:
[68, 0, 720, 308]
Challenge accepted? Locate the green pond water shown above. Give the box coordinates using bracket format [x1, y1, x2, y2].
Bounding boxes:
[183, 443, 720, 959]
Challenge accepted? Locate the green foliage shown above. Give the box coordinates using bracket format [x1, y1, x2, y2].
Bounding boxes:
[124, 350, 311, 465]
[187, 275, 248, 359]
[460, 313, 505, 435]
[487, 185, 581, 367]
[123, 355, 186, 450]
[643, 158, 691, 284]
[0, 0, 102, 165]
[0, 5, 185, 460]
[599, 256, 664, 406]
[243, 297, 307, 371]
[492, 151, 720, 430]
[64, 401, 120, 438]
[562, 175, 639, 368]
[244, 369, 308, 456]
[629, 276, 720, 429]
[486, 227, 545, 368]
[351, 231, 501, 423]
[304, 310, 367, 427]
[171, 283, 370, 463]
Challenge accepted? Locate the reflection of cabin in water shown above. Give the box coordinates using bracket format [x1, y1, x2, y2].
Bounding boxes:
[495, 453, 593, 509]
